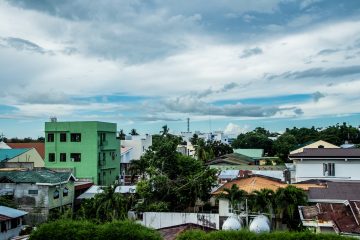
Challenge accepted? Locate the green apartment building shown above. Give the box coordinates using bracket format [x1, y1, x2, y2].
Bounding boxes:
[45, 121, 120, 185]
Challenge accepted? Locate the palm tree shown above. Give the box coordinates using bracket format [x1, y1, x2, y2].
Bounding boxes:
[160, 125, 169, 136]
[118, 129, 126, 140]
[217, 184, 247, 214]
[93, 184, 127, 222]
[195, 139, 208, 162]
[274, 185, 307, 230]
[251, 188, 275, 214]
[129, 129, 139, 136]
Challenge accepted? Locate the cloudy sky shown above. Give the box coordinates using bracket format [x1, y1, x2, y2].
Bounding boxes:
[1, 0, 360, 138]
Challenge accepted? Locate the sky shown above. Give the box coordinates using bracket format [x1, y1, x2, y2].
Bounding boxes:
[1, 0, 360, 138]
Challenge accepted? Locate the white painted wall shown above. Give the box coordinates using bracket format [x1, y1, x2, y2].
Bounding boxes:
[8, 148, 44, 167]
[219, 199, 231, 217]
[120, 148, 133, 164]
[142, 212, 219, 229]
[122, 135, 152, 160]
[294, 159, 360, 182]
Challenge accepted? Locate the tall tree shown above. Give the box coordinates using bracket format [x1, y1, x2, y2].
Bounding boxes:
[118, 129, 126, 140]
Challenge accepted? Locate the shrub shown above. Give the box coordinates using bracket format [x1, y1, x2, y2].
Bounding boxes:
[176, 230, 352, 240]
[97, 221, 162, 240]
[29, 220, 97, 240]
[29, 219, 161, 240]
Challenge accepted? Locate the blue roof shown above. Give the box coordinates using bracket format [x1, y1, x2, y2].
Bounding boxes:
[0, 148, 30, 162]
[0, 206, 27, 218]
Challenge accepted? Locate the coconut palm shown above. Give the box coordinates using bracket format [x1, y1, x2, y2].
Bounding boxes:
[118, 129, 126, 140]
[251, 188, 275, 214]
[274, 185, 307, 230]
[217, 184, 248, 213]
[128, 156, 150, 181]
[160, 125, 169, 136]
[129, 129, 139, 136]
[93, 184, 127, 222]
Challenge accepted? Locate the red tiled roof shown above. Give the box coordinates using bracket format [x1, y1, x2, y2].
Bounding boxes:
[7, 143, 45, 159]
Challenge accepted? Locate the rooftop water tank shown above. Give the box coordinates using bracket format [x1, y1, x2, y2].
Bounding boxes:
[222, 214, 242, 230]
[249, 215, 270, 233]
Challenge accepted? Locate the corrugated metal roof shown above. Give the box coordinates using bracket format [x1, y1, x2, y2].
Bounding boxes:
[7, 142, 45, 159]
[0, 148, 30, 162]
[0, 206, 27, 218]
[289, 148, 360, 158]
[0, 169, 74, 184]
[233, 149, 264, 158]
[309, 182, 360, 201]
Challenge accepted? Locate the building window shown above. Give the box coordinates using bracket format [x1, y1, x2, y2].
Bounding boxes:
[10, 218, 18, 229]
[53, 190, 59, 199]
[71, 133, 81, 142]
[103, 152, 106, 161]
[28, 189, 38, 195]
[70, 153, 81, 162]
[49, 153, 55, 162]
[60, 153, 66, 162]
[47, 133, 54, 142]
[60, 133, 67, 142]
[323, 163, 335, 176]
[1, 222, 6, 232]
[63, 187, 69, 197]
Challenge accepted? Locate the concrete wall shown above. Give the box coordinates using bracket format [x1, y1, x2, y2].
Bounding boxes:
[294, 159, 360, 182]
[8, 148, 44, 167]
[142, 212, 219, 229]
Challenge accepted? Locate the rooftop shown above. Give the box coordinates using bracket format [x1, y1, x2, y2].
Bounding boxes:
[207, 153, 256, 166]
[233, 149, 264, 158]
[213, 176, 324, 195]
[0, 148, 30, 162]
[0, 206, 27, 219]
[7, 142, 45, 159]
[0, 169, 75, 185]
[300, 201, 360, 234]
[308, 182, 360, 201]
[289, 148, 360, 158]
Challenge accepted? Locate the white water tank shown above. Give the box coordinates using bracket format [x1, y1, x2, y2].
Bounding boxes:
[249, 215, 270, 233]
[222, 214, 242, 230]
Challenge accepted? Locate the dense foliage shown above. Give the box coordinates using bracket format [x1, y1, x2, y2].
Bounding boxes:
[29, 220, 161, 240]
[75, 185, 131, 223]
[176, 230, 350, 240]
[133, 129, 218, 212]
[192, 137, 233, 162]
[232, 123, 360, 161]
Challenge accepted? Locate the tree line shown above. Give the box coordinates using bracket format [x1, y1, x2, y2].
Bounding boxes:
[232, 123, 360, 160]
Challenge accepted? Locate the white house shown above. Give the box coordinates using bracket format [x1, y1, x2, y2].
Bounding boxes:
[0, 206, 28, 240]
[289, 148, 360, 183]
[121, 134, 152, 161]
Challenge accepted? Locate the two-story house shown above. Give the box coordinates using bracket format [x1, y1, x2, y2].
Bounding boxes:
[44, 121, 120, 185]
[0, 169, 75, 224]
[289, 148, 360, 182]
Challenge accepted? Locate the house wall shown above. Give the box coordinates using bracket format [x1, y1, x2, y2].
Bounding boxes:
[294, 159, 360, 182]
[0, 217, 24, 240]
[219, 199, 231, 217]
[0, 183, 50, 210]
[122, 135, 152, 160]
[47, 181, 75, 209]
[45, 121, 120, 185]
[142, 212, 219, 229]
[8, 148, 44, 167]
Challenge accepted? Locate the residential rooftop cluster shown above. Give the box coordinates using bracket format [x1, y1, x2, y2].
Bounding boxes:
[0, 120, 360, 239]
